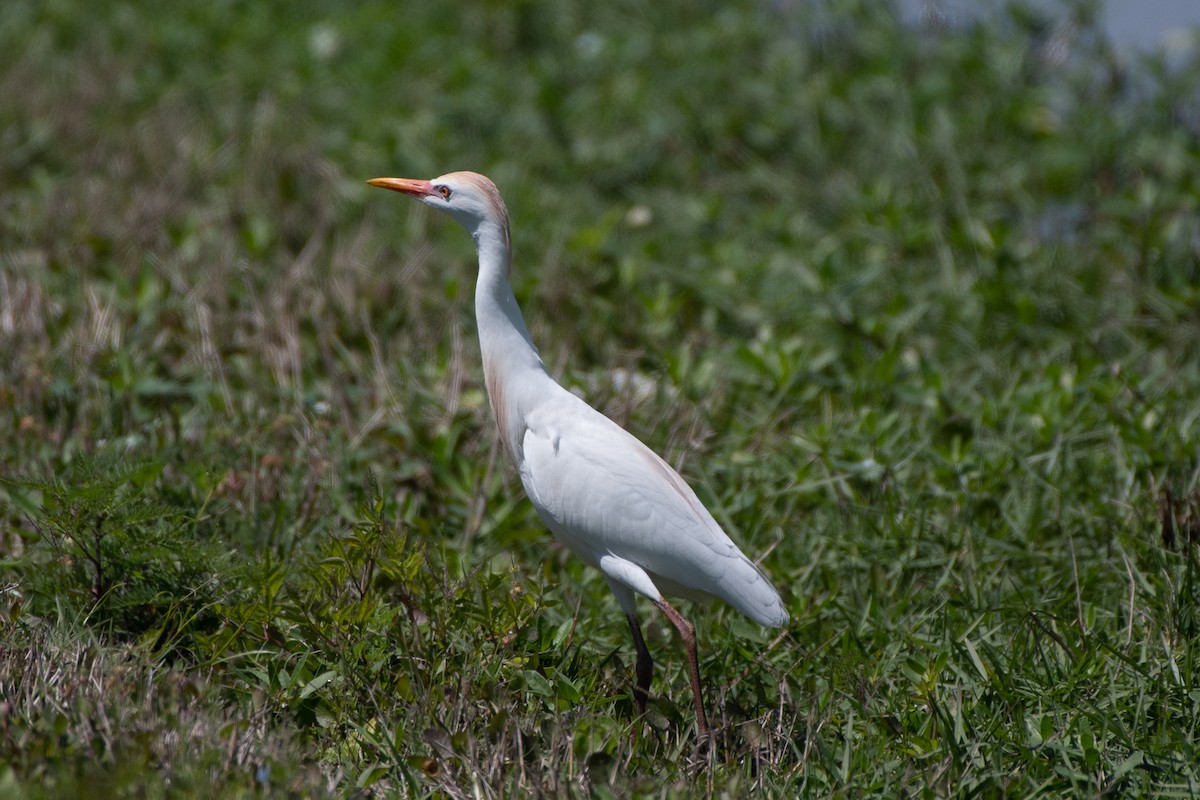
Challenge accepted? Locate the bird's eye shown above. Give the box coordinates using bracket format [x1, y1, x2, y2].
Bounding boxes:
[437, 185, 452, 200]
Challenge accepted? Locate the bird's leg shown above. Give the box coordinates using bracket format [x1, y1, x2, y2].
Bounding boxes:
[624, 612, 654, 714]
[653, 598, 710, 737]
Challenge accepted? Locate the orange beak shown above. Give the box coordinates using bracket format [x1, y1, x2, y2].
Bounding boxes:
[367, 177, 435, 197]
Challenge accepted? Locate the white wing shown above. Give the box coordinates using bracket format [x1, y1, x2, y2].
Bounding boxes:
[517, 388, 788, 627]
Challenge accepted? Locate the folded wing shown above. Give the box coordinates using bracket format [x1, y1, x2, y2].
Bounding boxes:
[518, 391, 788, 627]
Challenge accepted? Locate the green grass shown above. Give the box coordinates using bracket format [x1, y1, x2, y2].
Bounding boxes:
[3, 0, 1200, 795]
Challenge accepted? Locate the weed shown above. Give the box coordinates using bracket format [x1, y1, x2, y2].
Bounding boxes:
[2, 0, 1200, 795]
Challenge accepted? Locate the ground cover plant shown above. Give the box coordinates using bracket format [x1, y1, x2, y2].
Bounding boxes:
[2, 0, 1199, 795]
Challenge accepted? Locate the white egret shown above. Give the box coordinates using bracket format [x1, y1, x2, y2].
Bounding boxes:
[368, 171, 788, 736]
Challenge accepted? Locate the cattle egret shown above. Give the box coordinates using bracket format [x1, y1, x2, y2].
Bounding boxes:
[368, 171, 788, 736]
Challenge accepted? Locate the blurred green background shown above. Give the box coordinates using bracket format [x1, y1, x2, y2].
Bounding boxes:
[2, 0, 1200, 796]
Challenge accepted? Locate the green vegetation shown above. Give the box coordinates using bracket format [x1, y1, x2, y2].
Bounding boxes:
[3, 0, 1200, 795]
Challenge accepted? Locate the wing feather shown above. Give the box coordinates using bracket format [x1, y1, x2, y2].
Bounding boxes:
[518, 390, 787, 626]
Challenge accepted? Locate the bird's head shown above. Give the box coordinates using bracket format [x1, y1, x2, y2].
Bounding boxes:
[367, 171, 510, 248]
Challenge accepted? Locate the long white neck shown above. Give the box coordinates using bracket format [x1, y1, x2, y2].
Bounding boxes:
[471, 218, 543, 372]
[470, 216, 550, 459]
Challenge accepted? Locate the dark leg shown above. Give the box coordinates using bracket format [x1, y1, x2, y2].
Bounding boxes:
[653, 598, 710, 736]
[624, 612, 654, 714]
